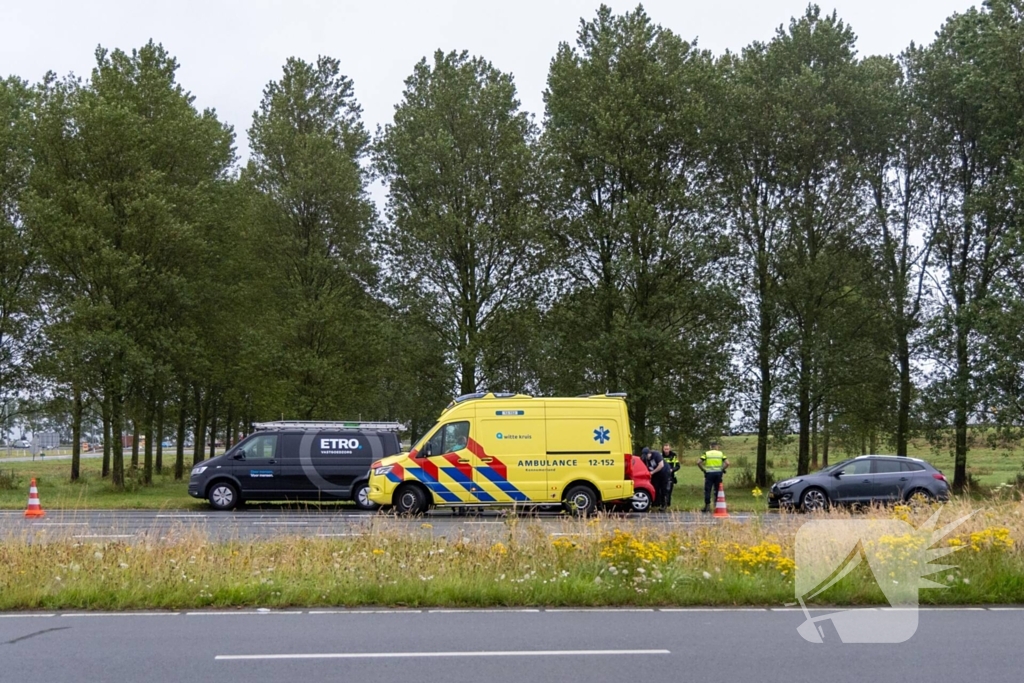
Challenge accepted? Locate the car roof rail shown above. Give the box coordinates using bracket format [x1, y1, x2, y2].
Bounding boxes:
[252, 421, 406, 432]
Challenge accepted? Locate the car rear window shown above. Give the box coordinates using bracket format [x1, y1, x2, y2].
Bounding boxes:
[873, 459, 902, 474]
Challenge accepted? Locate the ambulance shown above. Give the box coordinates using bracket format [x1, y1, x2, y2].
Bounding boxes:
[367, 392, 636, 514]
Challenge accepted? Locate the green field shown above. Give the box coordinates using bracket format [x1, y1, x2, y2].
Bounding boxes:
[0, 435, 1021, 511]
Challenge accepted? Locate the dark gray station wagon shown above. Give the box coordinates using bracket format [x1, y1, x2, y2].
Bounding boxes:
[188, 421, 403, 510]
[768, 455, 951, 511]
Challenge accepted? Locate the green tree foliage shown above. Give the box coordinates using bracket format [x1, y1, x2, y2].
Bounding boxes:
[245, 56, 381, 420]
[912, 0, 1024, 491]
[375, 50, 544, 396]
[542, 5, 737, 450]
[0, 78, 37, 434]
[25, 42, 234, 486]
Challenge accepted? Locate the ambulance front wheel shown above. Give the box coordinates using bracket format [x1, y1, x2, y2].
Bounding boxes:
[394, 484, 429, 515]
[564, 484, 599, 516]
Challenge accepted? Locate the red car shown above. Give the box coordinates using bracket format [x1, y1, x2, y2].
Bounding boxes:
[608, 455, 654, 513]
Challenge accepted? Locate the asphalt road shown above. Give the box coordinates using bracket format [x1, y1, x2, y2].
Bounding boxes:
[0, 508, 778, 541]
[1, 608, 1020, 683]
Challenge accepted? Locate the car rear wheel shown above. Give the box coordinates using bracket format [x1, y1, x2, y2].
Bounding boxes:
[630, 489, 652, 513]
[564, 485, 599, 516]
[394, 484, 428, 515]
[800, 487, 828, 512]
[352, 482, 379, 511]
[906, 488, 935, 506]
[208, 482, 239, 511]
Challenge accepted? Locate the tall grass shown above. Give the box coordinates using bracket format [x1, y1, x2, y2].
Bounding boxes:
[1, 501, 1021, 610]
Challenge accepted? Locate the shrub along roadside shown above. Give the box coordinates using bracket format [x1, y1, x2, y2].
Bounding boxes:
[1, 503, 1021, 610]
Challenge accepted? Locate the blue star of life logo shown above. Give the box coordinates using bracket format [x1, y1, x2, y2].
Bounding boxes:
[593, 426, 610, 444]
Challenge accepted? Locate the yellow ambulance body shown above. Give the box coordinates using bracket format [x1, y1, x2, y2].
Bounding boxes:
[367, 393, 636, 514]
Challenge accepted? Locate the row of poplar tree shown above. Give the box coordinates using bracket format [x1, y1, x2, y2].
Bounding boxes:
[2, 3, 1024, 492]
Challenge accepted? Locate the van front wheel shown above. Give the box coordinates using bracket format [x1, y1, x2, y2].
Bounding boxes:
[564, 485, 599, 516]
[394, 484, 428, 516]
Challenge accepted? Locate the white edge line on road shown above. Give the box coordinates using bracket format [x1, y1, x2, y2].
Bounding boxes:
[0, 613, 55, 618]
[316, 533, 363, 537]
[308, 610, 423, 615]
[61, 612, 178, 617]
[185, 611, 305, 616]
[920, 607, 987, 611]
[428, 609, 540, 613]
[30, 522, 88, 526]
[72, 534, 135, 538]
[216, 649, 672, 661]
[987, 607, 1024, 611]
[155, 515, 208, 518]
[545, 608, 654, 613]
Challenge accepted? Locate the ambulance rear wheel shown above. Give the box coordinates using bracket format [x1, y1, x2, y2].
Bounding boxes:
[394, 484, 428, 515]
[564, 485, 599, 516]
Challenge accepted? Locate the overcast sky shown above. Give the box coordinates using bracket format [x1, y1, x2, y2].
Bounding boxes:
[3, 0, 973, 159]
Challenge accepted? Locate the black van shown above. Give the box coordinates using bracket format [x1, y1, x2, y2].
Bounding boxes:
[187, 421, 403, 510]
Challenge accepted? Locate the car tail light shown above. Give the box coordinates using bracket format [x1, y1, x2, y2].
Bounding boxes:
[624, 455, 633, 481]
[933, 473, 947, 483]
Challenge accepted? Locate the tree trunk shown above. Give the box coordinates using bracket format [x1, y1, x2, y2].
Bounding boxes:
[755, 287, 772, 488]
[896, 334, 911, 456]
[143, 400, 154, 485]
[155, 399, 164, 474]
[111, 393, 125, 488]
[869, 429, 878, 456]
[131, 418, 140, 469]
[102, 393, 111, 478]
[953, 324, 970, 493]
[631, 397, 649, 455]
[810, 402, 819, 470]
[225, 404, 235, 449]
[70, 386, 82, 482]
[796, 344, 812, 476]
[193, 386, 208, 467]
[822, 405, 831, 467]
[175, 390, 187, 480]
[208, 398, 218, 460]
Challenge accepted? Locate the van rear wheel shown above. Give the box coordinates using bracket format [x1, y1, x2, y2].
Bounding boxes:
[394, 484, 428, 515]
[564, 485, 599, 516]
[352, 482, 379, 511]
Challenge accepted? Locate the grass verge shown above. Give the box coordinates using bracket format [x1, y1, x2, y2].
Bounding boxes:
[1, 501, 1021, 610]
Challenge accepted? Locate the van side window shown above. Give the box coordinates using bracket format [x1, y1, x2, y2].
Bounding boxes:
[240, 435, 277, 460]
[425, 421, 470, 456]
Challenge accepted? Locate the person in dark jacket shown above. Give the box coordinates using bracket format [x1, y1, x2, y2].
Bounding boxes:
[641, 446, 671, 510]
[661, 443, 679, 506]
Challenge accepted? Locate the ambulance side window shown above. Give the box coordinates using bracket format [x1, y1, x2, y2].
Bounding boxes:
[424, 422, 470, 456]
[441, 422, 470, 454]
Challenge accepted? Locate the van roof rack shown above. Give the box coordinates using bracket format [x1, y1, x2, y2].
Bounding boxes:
[253, 420, 406, 432]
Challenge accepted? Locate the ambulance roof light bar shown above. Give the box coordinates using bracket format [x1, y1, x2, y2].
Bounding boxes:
[253, 421, 406, 432]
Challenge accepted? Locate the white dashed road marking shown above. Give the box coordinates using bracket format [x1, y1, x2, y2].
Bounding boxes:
[216, 649, 672, 661]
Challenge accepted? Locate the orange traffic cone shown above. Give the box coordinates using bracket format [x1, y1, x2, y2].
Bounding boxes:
[712, 482, 729, 518]
[24, 478, 45, 518]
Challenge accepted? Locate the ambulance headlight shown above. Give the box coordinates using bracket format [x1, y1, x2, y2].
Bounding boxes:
[374, 466, 393, 476]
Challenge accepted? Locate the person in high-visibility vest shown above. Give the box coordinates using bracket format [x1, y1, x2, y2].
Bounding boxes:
[698, 439, 729, 513]
[661, 443, 679, 506]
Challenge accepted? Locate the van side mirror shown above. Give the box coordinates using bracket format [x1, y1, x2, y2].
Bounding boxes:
[232, 452, 245, 460]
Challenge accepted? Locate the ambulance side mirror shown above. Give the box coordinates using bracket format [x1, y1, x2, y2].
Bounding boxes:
[423, 442, 433, 457]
